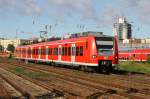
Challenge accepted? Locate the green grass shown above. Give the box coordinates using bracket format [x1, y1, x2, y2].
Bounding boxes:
[118, 61, 150, 74]
[11, 66, 50, 79]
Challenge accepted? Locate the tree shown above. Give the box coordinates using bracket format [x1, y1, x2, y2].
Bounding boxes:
[0, 45, 4, 52]
[7, 44, 15, 53]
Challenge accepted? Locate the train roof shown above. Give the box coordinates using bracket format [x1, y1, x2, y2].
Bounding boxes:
[17, 36, 92, 48]
[16, 34, 113, 48]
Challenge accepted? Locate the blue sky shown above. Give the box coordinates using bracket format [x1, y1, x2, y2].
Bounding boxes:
[0, 0, 150, 39]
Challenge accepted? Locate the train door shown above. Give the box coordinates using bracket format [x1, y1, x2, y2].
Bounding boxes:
[46, 46, 49, 61]
[38, 46, 41, 60]
[58, 45, 62, 62]
[31, 47, 33, 59]
[71, 44, 76, 64]
[26, 47, 28, 59]
[21, 48, 22, 59]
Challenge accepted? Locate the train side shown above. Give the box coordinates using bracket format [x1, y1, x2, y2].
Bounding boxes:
[16, 36, 118, 72]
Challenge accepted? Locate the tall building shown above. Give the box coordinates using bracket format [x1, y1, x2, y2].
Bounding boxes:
[113, 17, 132, 41]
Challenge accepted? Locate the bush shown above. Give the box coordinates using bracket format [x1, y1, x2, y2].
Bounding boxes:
[7, 44, 15, 53]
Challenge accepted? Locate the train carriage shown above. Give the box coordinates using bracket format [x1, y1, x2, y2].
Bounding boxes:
[119, 49, 150, 62]
[16, 33, 118, 73]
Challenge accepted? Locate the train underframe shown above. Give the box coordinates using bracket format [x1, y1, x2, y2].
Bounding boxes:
[98, 60, 113, 73]
[17, 58, 114, 74]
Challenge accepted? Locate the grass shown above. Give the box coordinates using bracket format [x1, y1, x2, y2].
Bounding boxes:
[118, 61, 150, 74]
[10, 66, 50, 79]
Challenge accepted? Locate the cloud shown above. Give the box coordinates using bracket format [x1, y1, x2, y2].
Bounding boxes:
[0, 0, 41, 16]
[48, 0, 97, 21]
[124, 0, 150, 24]
[98, 5, 122, 27]
[96, 0, 150, 27]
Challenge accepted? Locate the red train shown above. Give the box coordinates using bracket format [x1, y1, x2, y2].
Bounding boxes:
[119, 49, 150, 62]
[16, 32, 118, 73]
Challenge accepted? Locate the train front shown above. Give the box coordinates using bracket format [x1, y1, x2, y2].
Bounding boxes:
[95, 36, 118, 72]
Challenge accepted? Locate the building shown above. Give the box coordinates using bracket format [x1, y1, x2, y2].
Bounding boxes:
[119, 38, 150, 51]
[141, 38, 150, 44]
[123, 38, 142, 44]
[113, 17, 132, 41]
[0, 39, 30, 52]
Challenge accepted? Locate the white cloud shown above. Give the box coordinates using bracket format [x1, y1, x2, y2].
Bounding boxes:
[98, 5, 122, 27]
[124, 0, 150, 24]
[96, 0, 150, 26]
[0, 0, 41, 15]
[48, 0, 96, 21]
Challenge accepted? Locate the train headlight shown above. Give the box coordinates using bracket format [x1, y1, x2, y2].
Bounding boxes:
[92, 55, 97, 58]
[104, 56, 108, 59]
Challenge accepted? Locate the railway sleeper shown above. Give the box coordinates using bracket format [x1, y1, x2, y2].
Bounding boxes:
[35, 93, 64, 99]
[86, 89, 117, 99]
[126, 88, 139, 94]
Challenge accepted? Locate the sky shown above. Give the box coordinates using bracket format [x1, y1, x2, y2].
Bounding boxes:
[0, 0, 150, 39]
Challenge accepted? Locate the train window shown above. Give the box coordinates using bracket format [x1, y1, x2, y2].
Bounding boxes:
[62, 47, 65, 55]
[76, 47, 79, 56]
[32, 49, 33, 55]
[43, 49, 45, 55]
[34, 49, 36, 55]
[35, 49, 36, 55]
[65, 47, 67, 56]
[41, 49, 43, 55]
[51, 48, 52, 55]
[80, 46, 83, 56]
[72, 47, 76, 56]
[68, 47, 71, 56]
[28, 48, 31, 55]
[31, 49, 34, 55]
[51, 48, 53, 55]
[38, 48, 41, 55]
[36, 49, 38, 55]
[56, 48, 58, 55]
[86, 41, 88, 49]
[46, 48, 50, 55]
[54, 48, 56, 55]
[58, 48, 61, 55]
[47, 48, 49, 55]
[71, 47, 73, 56]
[49, 48, 51, 55]
[44, 48, 46, 55]
[40, 49, 42, 55]
[54, 48, 58, 55]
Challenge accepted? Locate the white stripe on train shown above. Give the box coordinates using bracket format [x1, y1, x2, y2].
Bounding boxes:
[16, 57, 98, 66]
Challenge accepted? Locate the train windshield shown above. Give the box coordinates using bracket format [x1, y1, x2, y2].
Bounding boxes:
[95, 37, 113, 56]
[97, 49, 113, 56]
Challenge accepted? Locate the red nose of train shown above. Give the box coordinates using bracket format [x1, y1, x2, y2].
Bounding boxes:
[112, 35, 119, 66]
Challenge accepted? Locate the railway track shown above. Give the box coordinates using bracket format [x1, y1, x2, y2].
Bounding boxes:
[33, 62, 150, 90]
[17, 65, 150, 98]
[0, 63, 127, 99]
[14, 61, 150, 93]
[1, 60, 150, 99]
[0, 67, 66, 99]
[0, 57, 150, 99]
[0, 79, 11, 99]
